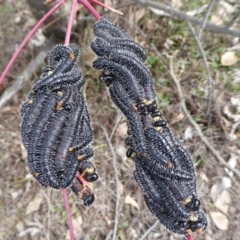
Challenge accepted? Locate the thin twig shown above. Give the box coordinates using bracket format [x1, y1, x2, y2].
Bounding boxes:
[100, 123, 120, 240]
[0, 0, 67, 85]
[169, 56, 240, 178]
[110, 112, 123, 141]
[136, 0, 240, 37]
[65, 0, 78, 45]
[197, 0, 215, 38]
[139, 220, 159, 240]
[187, 22, 213, 120]
[226, 8, 240, 28]
[0, 36, 55, 112]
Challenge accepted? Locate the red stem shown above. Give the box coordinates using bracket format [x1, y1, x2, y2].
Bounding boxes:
[62, 189, 75, 240]
[186, 234, 194, 240]
[65, 0, 78, 45]
[62, 1, 79, 239]
[76, 172, 90, 186]
[78, 0, 101, 20]
[0, 0, 67, 86]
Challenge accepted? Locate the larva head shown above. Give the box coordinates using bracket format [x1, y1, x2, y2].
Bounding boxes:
[83, 194, 95, 206]
[185, 197, 201, 212]
[85, 173, 99, 182]
[48, 45, 73, 66]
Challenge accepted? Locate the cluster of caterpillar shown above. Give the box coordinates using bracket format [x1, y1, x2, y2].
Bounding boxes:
[21, 44, 98, 206]
[91, 18, 207, 235]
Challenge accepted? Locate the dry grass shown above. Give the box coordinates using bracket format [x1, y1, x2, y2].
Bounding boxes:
[0, 1, 240, 240]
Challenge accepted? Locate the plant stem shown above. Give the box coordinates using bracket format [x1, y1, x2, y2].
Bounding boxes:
[62, 189, 75, 240]
[186, 234, 194, 240]
[0, 0, 67, 86]
[78, 0, 101, 20]
[65, 0, 78, 45]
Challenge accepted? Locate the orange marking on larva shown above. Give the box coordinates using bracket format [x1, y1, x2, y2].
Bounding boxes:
[189, 215, 198, 221]
[167, 162, 173, 168]
[69, 53, 74, 60]
[56, 101, 64, 110]
[69, 147, 74, 152]
[132, 105, 138, 112]
[182, 197, 191, 205]
[77, 155, 84, 161]
[57, 91, 63, 97]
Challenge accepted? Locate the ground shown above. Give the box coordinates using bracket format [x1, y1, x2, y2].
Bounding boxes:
[0, 1, 240, 240]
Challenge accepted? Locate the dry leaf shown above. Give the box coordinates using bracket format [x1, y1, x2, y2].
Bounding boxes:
[26, 194, 43, 215]
[17, 227, 41, 237]
[124, 195, 139, 209]
[116, 144, 127, 161]
[118, 181, 124, 196]
[214, 190, 231, 214]
[11, 189, 23, 199]
[221, 51, 238, 66]
[210, 211, 229, 230]
[134, 8, 146, 23]
[199, 172, 209, 183]
[115, 122, 128, 138]
[223, 105, 240, 121]
[184, 125, 194, 140]
[210, 177, 231, 202]
[225, 154, 238, 177]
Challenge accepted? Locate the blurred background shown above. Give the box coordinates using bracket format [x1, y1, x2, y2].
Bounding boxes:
[0, 0, 240, 239]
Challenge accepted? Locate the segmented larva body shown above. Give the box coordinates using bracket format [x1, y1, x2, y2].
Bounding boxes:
[91, 17, 207, 235]
[109, 79, 146, 155]
[91, 37, 147, 62]
[21, 44, 98, 204]
[93, 57, 145, 108]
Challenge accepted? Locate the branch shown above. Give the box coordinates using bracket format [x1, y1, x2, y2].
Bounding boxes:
[136, 0, 240, 37]
[169, 56, 240, 179]
[139, 220, 159, 240]
[197, 0, 215, 38]
[0, 36, 55, 112]
[0, 0, 66, 85]
[100, 118, 121, 240]
[187, 22, 213, 119]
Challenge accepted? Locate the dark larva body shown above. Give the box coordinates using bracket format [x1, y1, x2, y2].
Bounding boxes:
[93, 57, 145, 106]
[21, 91, 49, 148]
[21, 44, 96, 194]
[26, 93, 58, 184]
[91, 37, 147, 62]
[107, 52, 156, 102]
[134, 160, 190, 234]
[94, 18, 130, 39]
[91, 17, 207, 235]
[109, 80, 146, 155]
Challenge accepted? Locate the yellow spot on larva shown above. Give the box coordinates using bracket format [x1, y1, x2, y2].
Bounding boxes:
[189, 215, 198, 222]
[57, 91, 63, 97]
[56, 102, 63, 110]
[77, 155, 84, 161]
[182, 197, 191, 205]
[69, 147, 74, 152]
[28, 100, 33, 105]
[167, 162, 173, 168]
[69, 53, 74, 60]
